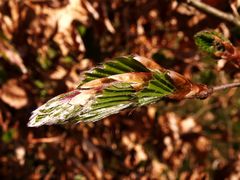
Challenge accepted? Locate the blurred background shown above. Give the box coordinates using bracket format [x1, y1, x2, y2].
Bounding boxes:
[1, 0, 240, 179]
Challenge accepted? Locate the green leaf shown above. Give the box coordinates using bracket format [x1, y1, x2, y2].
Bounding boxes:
[79, 56, 150, 86]
[76, 82, 136, 122]
[77, 25, 87, 36]
[138, 72, 175, 105]
[194, 30, 230, 55]
[2, 128, 16, 143]
[28, 56, 177, 127]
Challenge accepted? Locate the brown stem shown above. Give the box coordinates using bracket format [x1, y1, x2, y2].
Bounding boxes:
[185, 0, 240, 27]
[194, 82, 240, 99]
[212, 82, 240, 92]
[214, 40, 240, 68]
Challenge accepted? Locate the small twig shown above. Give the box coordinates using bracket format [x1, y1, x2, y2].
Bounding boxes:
[230, 2, 240, 18]
[212, 82, 240, 92]
[194, 82, 240, 100]
[29, 136, 63, 144]
[186, 0, 240, 27]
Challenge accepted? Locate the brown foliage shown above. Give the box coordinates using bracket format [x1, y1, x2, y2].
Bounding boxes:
[0, 0, 240, 179]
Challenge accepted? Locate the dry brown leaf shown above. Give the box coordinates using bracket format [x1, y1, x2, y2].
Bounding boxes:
[83, 0, 99, 20]
[180, 116, 197, 134]
[28, 0, 93, 55]
[188, 13, 206, 27]
[15, 146, 26, 166]
[176, 3, 197, 16]
[195, 136, 211, 153]
[134, 144, 147, 164]
[0, 79, 28, 109]
[101, 1, 115, 34]
[0, 39, 27, 73]
[0, 0, 20, 40]
[49, 65, 67, 80]
[104, 18, 116, 34]
[65, 59, 93, 89]
[151, 159, 168, 178]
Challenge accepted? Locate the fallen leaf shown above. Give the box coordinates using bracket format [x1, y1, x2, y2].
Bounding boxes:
[0, 38, 27, 73]
[49, 65, 67, 80]
[0, 79, 28, 109]
[28, 0, 91, 55]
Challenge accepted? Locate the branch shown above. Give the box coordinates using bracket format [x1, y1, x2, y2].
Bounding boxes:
[194, 82, 240, 99]
[212, 82, 240, 92]
[27, 55, 240, 127]
[186, 0, 240, 27]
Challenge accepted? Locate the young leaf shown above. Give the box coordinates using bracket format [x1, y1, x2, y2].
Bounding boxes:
[194, 30, 230, 55]
[137, 72, 175, 105]
[79, 55, 150, 86]
[28, 55, 209, 127]
[194, 30, 240, 68]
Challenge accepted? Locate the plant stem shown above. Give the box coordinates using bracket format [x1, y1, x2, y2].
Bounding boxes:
[212, 82, 240, 92]
[194, 82, 240, 99]
[186, 0, 240, 27]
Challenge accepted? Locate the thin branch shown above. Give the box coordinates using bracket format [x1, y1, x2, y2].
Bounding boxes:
[186, 0, 240, 27]
[193, 82, 240, 99]
[28, 135, 64, 144]
[212, 82, 240, 92]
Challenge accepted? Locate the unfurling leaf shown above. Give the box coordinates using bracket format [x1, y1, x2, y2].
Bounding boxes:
[194, 30, 240, 68]
[28, 55, 209, 127]
[194, 30, 230, 56]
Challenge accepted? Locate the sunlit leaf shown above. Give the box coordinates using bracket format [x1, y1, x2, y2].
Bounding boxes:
[79, 55, 150, 85]
[194, 30, 240, 68]
[194, 30, 231, 56]
[28, 55, 207, 127]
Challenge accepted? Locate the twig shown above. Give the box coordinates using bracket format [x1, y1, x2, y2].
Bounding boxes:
[194, 82, 240, 99]
[29, 136, 63, 144]
[212, 82, 240, 92]
[186, 0, 240, 27]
